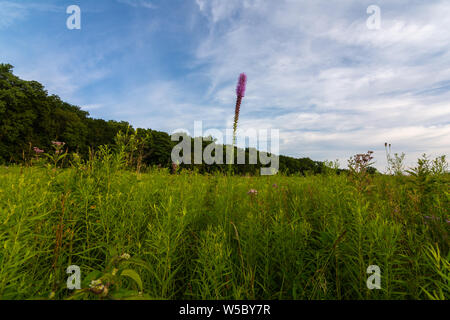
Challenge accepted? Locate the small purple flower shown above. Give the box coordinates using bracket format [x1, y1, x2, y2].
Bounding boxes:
[424, 216, 449, 225]
[33, 147, 44, 154]
[52, 141, 65, 146]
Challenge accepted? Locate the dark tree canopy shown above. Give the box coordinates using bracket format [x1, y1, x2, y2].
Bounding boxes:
[0, 64, 130, 163]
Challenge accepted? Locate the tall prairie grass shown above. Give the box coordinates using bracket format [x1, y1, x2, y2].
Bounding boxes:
[0, 149, 448, 300]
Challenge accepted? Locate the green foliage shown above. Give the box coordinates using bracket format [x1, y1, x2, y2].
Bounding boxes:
[385, 143, 406, 176]
[405, 154, 450, 252]
[420, 244, 450, 300]
[43, 142, 69, 169]
[0, 152, 448, 300]
[347, 151, 376, 193]
[66, 253, 152, 300]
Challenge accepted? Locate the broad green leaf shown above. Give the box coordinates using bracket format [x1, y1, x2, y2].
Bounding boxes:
[120, 269, 143, 291]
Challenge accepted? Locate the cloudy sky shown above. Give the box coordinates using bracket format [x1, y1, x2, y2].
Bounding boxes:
[1, 0, 449, 170]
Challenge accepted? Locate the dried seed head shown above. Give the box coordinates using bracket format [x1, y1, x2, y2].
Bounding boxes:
[89, 279, 106, 295]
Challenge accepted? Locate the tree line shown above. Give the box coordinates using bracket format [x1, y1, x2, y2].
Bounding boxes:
[0, 63, 339, 175]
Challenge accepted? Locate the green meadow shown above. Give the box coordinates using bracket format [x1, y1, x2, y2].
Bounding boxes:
[0, 150, 448, 300]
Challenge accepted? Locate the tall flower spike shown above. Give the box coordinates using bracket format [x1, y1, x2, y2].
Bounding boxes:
[233, 73, 247, 145]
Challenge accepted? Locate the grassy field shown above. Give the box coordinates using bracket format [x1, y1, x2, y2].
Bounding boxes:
[0, 153, 448, 300]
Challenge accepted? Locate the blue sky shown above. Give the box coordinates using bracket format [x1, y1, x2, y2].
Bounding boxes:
[1, 0, 449, 170]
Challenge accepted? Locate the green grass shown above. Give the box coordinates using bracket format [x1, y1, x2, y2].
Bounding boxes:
[0, 160, 448, 300]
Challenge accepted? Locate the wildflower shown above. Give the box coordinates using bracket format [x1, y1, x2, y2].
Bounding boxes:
[89, 279, 102, 288]
[120, 253, 131, 260]
[272, 183, 278, 188]
[236, 73, 247, 98]
[424, 215, 442, 225]
[52, 141, 65, 146]
[33, 147, 44, 154]
[247, 189, 258, 195]
[233, 73, 247, 146]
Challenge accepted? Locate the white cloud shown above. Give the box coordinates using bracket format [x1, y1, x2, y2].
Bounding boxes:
[80, 104, 105, 112]
[105, 80, 229, 133]
[192, 0, 450, 170]
[13, 48, 110, 100]
[117, 0, 156, 9]
[0, 1, 60, 29]
[0, 2, 25, 28]
[196, 0, 245, 23]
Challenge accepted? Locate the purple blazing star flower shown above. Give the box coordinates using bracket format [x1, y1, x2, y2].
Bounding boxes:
[236, 73, 247, 98]
[233, 73, 247, 145]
